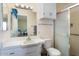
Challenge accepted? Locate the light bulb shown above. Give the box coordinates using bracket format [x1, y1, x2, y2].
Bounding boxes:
[30, 7, 32, 9]
[15, 4, 19, 7]
[26, 6, 29, 8]
[21, 4, 24, 8]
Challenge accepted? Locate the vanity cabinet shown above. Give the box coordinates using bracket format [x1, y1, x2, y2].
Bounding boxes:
[2, 46, 23, 56]
[2, 44, 42, 56]
[38, 3, 56, 20]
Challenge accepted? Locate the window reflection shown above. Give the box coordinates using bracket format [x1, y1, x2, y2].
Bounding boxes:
[3, 21, 7, 31]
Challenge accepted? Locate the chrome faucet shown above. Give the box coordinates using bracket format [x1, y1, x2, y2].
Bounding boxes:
[26, 35, 31, 40]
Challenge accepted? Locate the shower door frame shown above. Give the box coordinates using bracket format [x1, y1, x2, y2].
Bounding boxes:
[55, 3, 79, 56]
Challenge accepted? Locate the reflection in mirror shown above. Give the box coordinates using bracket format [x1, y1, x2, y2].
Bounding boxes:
[2, 4, 8, 31]
[0, 4, 8, 31]
[18, 15, 27, 36]
[2, 14, 8, 31]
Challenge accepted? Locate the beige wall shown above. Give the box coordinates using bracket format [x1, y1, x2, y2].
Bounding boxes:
[70, 5, 79, 34]
[70, 35, 79, 55]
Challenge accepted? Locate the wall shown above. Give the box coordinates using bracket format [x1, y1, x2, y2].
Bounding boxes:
[70, 5, 79, 34]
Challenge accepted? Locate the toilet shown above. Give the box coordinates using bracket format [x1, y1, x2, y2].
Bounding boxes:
[43, 39, 61, 56]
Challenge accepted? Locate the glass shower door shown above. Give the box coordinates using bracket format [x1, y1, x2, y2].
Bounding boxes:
[55, 10, 70, 56]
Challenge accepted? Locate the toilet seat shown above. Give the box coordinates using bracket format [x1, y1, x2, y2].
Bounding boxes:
[47, 48, 61, 56]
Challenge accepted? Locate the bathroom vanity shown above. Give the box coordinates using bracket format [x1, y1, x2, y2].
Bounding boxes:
[0, 4, 40, 56]
[2, 37, 44, 56]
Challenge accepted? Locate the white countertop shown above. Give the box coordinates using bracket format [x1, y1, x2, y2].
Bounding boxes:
[2, 37, 45, 48]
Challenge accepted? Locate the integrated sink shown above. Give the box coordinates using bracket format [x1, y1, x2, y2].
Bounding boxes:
[20, 38, 44, 47]
[3, 37, 44, 48]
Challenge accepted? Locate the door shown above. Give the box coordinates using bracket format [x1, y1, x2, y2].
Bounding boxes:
[55, 10, 70, 56]
[70, 5, 79, 56]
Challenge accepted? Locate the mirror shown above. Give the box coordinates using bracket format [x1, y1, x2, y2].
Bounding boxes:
[11, 8, 37, 37]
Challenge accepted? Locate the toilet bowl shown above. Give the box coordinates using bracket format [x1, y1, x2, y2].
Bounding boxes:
[43, 39, 61, 56]
[47, 48, 61, 56]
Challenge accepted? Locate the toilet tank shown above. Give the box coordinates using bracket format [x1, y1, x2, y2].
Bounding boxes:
[43, 39, 52, 49]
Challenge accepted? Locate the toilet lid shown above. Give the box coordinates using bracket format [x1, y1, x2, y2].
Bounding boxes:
[47, 48, 61, 56]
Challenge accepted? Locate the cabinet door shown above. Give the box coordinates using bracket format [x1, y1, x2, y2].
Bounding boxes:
[1, 47, 24, 56]
[43, 3, 56, 19]
[38, 3, 56, 19]
[21, 44, 42, 56]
